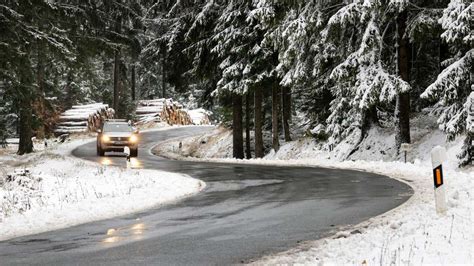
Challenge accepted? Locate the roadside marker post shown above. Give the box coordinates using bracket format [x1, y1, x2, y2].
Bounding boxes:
[430, 146, 447, 215]
[400, 143, 411, 163]
[124, 146, 131, 168]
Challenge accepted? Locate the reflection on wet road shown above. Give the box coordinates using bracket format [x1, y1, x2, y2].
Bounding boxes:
[0, 126, 413, 265]
[102, 222, 146, 245]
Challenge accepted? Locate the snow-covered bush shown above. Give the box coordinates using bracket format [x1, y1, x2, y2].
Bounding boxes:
[1, 169, 43, 218]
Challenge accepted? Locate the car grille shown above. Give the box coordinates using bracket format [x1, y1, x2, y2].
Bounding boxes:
[110, 137, 129, 141]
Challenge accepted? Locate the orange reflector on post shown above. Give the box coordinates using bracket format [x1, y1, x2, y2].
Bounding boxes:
[433, 165, 443, 188]
[431, 146, 447, 215]
[435, 169, 441, 186]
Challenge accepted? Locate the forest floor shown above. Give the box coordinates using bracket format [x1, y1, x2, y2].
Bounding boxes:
[0, 127, 204, 241]
[154, 114, 474, 264]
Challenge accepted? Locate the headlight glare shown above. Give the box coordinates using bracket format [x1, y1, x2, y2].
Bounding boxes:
[102, 135, 110, 142]
[129, 135, 138, 143]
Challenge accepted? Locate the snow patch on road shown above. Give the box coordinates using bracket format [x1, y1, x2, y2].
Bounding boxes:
[0, 134, 205, 241]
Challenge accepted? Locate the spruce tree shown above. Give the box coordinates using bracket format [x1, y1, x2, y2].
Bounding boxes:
[322, 1, 409, 155]
[0, 1, 74, 154]
[421, 0, 473, 139]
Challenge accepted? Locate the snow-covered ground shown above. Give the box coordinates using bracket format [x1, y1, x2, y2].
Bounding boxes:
[0, 130, 205, 241]
[187, 108, 212, 125]
[154, 120, 474, 264]
[155, 126, 233, 159]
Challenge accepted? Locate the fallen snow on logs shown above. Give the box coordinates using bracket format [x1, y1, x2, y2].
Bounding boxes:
[188, 108, 212, 125]
[136, 98, 208, 126]
[55, 103, 114, 135]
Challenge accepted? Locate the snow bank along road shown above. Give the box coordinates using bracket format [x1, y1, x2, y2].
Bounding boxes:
[0, 126, 412, 265]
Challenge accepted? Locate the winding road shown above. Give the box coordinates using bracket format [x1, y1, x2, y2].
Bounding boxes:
[0, 126, 412, 265]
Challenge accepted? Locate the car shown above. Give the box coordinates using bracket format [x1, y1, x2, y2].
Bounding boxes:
[96, 119, 139, 157]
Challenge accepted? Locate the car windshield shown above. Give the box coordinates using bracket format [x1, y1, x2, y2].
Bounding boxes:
[103, 123, 132, 133]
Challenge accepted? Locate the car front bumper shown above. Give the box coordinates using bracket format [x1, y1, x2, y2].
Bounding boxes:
[100, 141, 138, 151]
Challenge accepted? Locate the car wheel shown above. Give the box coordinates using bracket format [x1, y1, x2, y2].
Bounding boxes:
[130, 148, 138, 157]
[97, 145, 105, 156]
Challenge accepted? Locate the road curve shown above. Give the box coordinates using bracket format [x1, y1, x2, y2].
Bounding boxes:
[0, 126, 412, 265]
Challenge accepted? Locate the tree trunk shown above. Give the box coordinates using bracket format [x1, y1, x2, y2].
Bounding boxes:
[162, 45, 167, 99]
[395, 10, 411, 148]
[113, 15, 122, 115]
[254, 87, 264, 158]
[245, 92, 251, 159]
[64, 70, 74, 109]
[17, 45, 34, 155]
[233, 93, 244, 159]
[347, 107, 377, 158]
[35, 38, 46, 139]
[131, 64, 136, 101]
[18, 96, 34, 155]
[282, 86, 292, 142]
[113, 50, 120, 115]
[272, 84, 280, 151]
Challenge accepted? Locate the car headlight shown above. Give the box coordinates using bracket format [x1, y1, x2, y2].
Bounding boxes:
[102, 135, 110, 142]
[129, 134, 138, 143]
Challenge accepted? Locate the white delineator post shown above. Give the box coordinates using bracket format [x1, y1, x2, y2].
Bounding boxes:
[430, 146, 447, 214]
[124, 146, 131, 168]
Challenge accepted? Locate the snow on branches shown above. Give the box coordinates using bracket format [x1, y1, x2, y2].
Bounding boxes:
[212, 0, 278, 96]
[388, 0, 409, 13]
[246, 0, 276, 28]
[330, 20, 409, 109]
[324, 1, 371, 32]
[422, 50, 473, 103]
[420, 0, 473, 140]
[275, 8, 312, 87]
[324, 3, 409, 145]
[421, 49, 473, 139]
[211, 3, 249, 96]
[439, 0, 473, 44]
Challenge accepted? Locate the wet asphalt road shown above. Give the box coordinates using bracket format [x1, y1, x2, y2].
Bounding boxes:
[0, 126, 412, 265]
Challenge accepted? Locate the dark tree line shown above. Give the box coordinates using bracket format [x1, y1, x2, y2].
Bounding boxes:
[1, 0, 144, 154]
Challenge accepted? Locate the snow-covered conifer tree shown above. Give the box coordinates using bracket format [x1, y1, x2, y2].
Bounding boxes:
[322, 1, 410, 155]
[211, 1, 255, 158]
[421, 0, 473, 140]
[420, 0, 473, 165]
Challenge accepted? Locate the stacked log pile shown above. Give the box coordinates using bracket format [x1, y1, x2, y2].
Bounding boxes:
[162, 101, 193, 125]
[136, 99, 168, 124]
[136, 98, 194, 126]
[54, 103, 114, 135]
